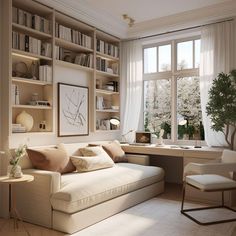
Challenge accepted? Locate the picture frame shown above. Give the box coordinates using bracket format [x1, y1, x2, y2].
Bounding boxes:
[58, 83, 89, 137]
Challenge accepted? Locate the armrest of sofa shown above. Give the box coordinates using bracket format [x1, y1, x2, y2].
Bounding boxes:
[126, 154, 150, 166]
[14, 169, 61, 228]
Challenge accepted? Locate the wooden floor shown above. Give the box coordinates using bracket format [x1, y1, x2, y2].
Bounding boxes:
[1, 183, 236, 236]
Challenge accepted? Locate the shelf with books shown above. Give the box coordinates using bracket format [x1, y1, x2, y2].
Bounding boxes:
[96, 89, 119, 95]
[12, 77, 52, 85]
[55, 60, 94, 72]
[96, 51, 119, 61]
[12, 23, 52, 40]
[12, 104, 52, 110]
[12, 49, 52, 61]
[55, 37, 93, 53]
[96, 70, 119, 78]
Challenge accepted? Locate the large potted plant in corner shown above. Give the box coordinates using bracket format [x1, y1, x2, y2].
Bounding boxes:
[206, 70, 236, 150]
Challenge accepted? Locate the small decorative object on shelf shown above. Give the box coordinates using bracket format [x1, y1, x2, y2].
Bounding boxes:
[39, 120, 46, 131]
[16, 110, 34, 132]
[7, 144, 27, 178]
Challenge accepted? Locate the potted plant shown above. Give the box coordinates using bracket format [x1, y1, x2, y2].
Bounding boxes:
[206, 70, 236, 150]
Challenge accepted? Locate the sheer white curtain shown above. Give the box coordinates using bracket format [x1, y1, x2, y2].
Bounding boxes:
[200, 21, 234, 147]
[120, 40, 143, 142]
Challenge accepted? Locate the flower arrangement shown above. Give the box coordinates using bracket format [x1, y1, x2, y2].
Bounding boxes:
[8, 144, 27, 178]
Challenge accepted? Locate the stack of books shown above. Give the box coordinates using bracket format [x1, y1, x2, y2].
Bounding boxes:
[96, 57, 119, 74]
[12, 123, 26, 133]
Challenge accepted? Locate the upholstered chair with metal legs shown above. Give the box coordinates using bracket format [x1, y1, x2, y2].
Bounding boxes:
[181, 149, 236, 225]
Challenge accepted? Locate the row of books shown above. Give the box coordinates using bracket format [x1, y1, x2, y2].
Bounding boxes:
[96, 57, 119, 74]
[55, 46, 93, 68]
[12, 84, 20, 105]
[12, 7, 50, 34]
[39, 65, 52, 83]
[96, 39, 119, 58]
[12, 123, 26, 133]
[55, 23, 92, 49]
[12, 31, 52, 57]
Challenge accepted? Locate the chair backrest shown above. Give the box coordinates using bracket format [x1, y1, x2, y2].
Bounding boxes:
[221, 149, 236, 163]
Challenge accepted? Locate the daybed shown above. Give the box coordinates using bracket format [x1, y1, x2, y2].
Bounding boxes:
[14, 142, 165, 234]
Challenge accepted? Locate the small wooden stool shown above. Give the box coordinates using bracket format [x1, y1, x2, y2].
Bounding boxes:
[181, 174, 236, 225]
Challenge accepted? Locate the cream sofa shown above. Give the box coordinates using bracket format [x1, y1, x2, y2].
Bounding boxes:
[15, 142, 165, 234]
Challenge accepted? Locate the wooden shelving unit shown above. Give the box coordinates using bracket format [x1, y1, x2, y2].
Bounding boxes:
[4, 0, 121, 136]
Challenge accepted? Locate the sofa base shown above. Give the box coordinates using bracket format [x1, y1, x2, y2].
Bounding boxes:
[53, 181, 164, 234]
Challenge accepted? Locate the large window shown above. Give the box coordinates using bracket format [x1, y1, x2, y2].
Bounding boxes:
[143, 37, 204, 141]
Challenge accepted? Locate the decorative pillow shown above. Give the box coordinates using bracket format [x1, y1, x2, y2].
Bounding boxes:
[27, 143, 76, 174]
[79, 148, 97, 156]
[71, 148, 114, 172]
[102, 140, 127, 163]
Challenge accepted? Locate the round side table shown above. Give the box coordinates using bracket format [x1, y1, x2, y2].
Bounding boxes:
[0, 174, 34, 236]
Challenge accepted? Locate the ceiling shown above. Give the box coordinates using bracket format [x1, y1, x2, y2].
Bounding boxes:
[79, 0, 231, 25]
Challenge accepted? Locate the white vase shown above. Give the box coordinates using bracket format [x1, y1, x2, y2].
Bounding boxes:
[16, 110, 34, 132]
[7, 165, 22, 178]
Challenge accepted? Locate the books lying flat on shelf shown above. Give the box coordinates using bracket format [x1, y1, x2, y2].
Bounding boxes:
[28, 100, 50, 106]
[12, 7, 50, 34]
[12, 123, 26, 133]
[39, 65, 52, 83]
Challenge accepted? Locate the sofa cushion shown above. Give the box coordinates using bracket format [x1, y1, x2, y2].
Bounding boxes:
[102, 141, 127, 163]
[50, 163, 164, 213]
[70, 154, 114, 172]
[27, 143, 76, 174]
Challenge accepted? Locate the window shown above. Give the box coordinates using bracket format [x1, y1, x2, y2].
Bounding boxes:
[143, 37, 204, 142]
[144, 79, 171, 138]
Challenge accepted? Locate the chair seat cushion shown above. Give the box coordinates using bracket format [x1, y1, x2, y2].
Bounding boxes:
[186, 174, 236, 191]
[50, 163, 164, 213]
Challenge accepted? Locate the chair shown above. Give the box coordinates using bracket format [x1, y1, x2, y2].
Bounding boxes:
[181, 149, 236, 225]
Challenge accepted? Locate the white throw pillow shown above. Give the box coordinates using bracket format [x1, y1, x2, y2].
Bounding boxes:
[70, 146, 114, 172]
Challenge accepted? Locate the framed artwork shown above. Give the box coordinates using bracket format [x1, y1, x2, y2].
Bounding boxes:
[58, 83, 89, 136]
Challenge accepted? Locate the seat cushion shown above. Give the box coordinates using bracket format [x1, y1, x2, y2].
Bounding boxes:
[186, 174, 236, 191]
[50, 163, 164, 213]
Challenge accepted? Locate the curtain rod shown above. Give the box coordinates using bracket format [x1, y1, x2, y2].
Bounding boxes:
[122, 18, 234, 42]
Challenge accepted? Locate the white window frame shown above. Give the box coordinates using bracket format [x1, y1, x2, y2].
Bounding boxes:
[143, 36, 205, 145]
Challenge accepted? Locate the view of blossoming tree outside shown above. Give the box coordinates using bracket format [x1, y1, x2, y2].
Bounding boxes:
[143, 38, 204, 140]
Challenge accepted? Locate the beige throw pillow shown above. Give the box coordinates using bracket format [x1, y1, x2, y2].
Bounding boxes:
[70, 146, 114, 172]
[27, 143, 76, 174]
[79, 148, 97, 156]
[102, 140, 127, 163]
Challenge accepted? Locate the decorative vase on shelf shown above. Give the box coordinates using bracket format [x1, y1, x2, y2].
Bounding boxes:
[16, 110, 34, 132]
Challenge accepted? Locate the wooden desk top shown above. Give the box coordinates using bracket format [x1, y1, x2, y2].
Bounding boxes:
[0, 174, 34, 184]
[122, 144, 223, 160]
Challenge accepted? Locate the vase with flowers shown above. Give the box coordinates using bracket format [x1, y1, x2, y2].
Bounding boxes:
[7, 144, 27, 178]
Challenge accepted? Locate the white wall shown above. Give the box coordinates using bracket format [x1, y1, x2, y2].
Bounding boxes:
[9, 65, 120, 148]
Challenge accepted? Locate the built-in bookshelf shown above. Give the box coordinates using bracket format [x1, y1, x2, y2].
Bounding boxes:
[5, 0, 120, 136]
[95, 30, 120, 132]
[11, 0, 53, 134]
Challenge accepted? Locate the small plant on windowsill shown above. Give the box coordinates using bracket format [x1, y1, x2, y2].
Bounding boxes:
[206, 70, 236, 150]
[8, 144, 27, 178]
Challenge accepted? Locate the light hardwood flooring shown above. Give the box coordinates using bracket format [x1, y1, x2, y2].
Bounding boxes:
[1, 183, 236, 236]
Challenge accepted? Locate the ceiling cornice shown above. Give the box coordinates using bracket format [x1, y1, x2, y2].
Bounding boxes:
[37, 0, 128, 38]
[127, 0, 236, 39]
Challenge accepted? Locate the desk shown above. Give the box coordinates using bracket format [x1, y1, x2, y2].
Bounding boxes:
[122, 144, 223, 160]
[122, 145, 223, 183]
[0, 174, 34, 236]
